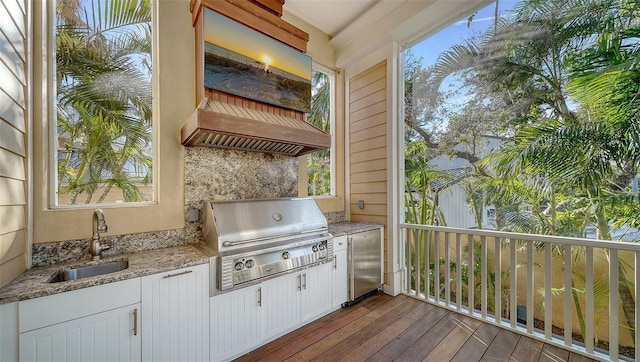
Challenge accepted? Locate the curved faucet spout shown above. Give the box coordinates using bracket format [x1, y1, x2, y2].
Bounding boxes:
[91, 209, 109, 260]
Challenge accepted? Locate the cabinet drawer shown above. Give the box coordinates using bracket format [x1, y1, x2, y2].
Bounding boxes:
[19, 278, 140, 333]
[333, 235, 347, 252]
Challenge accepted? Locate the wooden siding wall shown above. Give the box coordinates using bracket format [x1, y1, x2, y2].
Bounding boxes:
[349, 61, 387, 224]
[0, 0, 28, 287]
[348, 61, 388, 280]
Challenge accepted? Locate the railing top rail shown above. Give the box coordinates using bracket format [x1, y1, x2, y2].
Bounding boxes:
[400, 223, 640, 252]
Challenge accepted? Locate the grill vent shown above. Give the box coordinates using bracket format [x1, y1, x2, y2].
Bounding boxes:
[181, 98, 330, 156]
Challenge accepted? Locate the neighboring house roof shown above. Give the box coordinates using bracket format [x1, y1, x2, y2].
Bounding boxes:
[430, 167, 473, 192]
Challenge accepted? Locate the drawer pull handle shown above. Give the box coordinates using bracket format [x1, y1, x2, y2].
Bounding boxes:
[133, 308, 138, 336]
[164, 270, 193, 279]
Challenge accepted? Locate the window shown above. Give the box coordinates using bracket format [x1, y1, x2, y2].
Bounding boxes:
[53, 0, 153, 206]
[306, 66, 335, 197]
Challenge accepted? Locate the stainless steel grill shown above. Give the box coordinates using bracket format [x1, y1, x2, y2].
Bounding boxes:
[201, 198, 333, 295]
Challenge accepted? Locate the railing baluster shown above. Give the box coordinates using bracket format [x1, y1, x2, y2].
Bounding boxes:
[456, 233, 462, 311]
[544, 243, 552, 340]
[526, 240, 534, 333]
[434, 232, 440, 304]
[495, 237, 501, 324]
[564, 245, 572, 347]
[444, 232, 451, 306]
[610, 249, 619, 361]
[424, 230, 430, 300]
[414, 230, 420, 297]
[404, 228, 409, 293]
[510, 239, 517, 328]
[481, 235, 487, 319]
[585, 246, 594, 354]
[468, 233, 474, 316]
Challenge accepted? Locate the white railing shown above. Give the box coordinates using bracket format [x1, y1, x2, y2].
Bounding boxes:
[400, 223, 640, 362]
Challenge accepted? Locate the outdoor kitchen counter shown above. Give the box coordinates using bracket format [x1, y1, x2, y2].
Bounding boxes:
[0, 244, 209, 304]
[328, 221, 383, 237]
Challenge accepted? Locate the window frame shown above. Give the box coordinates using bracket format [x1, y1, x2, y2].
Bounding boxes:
[49, 0, 156, 208]
[33, 0, 188, 243]
[298, 63, 345, 213]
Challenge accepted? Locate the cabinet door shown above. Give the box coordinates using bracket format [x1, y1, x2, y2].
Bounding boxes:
[141, 264, 209, 362]
[210, 284, 263, 361]
[19, 304, 141, 362]
[300, 262, 333, 323]
[262, 272, 301, 340]
[331, 248, 348, 308]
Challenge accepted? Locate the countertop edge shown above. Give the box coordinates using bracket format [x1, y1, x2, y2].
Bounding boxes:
[1, 221, 384, 304]
[0, 244, 209, 304]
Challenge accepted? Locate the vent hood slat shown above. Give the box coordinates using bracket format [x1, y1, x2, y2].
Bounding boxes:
[181, 98, 330, 157]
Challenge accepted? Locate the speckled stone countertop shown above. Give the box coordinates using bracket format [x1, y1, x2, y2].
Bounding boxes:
[0, 223, 381, 305]
[0, 244, 209, 304]
[328, 222, 383, 237]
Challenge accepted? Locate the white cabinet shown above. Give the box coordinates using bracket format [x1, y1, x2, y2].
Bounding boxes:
[1, 302, 19, 362]
[210, 284, 263, 361]
[262, 262, 332, 339]
[19, 304, 141, 362]
[141, 264, 209, 362]
[331, 235, 348, 308]
[262, 272, 300, 340]
[300, 262, 332, 322]
[18, 278, 141, 362]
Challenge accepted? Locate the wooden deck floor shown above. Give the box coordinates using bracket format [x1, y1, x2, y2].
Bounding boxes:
[235, 292, 597, 362]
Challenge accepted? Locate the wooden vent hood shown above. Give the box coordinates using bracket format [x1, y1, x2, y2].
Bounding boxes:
[183, 0, 330, 157]
[181, 96, 331, 156]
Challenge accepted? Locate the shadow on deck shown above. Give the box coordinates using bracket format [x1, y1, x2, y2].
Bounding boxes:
[235, 292, 598, 362]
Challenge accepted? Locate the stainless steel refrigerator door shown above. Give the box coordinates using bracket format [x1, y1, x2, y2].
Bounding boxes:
[348, 229, 382, 301]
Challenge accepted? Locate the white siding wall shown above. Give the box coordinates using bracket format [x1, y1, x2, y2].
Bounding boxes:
[0, 0, 28, 286]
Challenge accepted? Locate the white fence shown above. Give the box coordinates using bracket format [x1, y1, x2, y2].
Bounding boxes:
[400, 223, 640, 361]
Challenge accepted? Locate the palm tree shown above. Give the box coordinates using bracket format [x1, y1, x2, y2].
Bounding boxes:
[420, 0, 640, 343]
[56, 0, 153, 204]
[306, 70, 331, 196]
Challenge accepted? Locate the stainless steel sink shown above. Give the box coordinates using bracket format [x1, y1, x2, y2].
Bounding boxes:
[48, 259, 129, 283]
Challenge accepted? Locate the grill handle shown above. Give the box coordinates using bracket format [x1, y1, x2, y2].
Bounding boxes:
[258, 287, 262, 307]
[221, 229, 329, 247]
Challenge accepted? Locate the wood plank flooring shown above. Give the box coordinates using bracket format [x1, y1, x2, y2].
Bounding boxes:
[235, 293, 597, 362]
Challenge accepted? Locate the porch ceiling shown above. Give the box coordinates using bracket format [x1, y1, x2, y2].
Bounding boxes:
[283, 0, 380, 38]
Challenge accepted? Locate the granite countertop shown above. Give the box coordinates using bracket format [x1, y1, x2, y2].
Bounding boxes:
[0, 222, 382, 305]
[0, 244, 209, 304]
[328, 221, 383, 237]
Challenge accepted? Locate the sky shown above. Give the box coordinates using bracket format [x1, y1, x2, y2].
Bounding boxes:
[203, 8, 311, 80]
[406, 0, 519, 116]
[410, 0, 519, 69]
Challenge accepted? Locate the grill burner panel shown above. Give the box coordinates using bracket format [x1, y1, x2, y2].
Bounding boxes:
[202, 198, 333, 295]
[220, 239, 330, 290]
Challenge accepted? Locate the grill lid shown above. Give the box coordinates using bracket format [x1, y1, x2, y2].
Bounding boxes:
[202, 198, 328, 254]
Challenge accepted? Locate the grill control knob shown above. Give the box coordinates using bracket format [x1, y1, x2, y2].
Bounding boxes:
[282, 252, 290, 259]
[312, 245, 319, 252]
[234, 262, 245, 271]
[319, 243, 326, 251]
[245, 260, 255, 268]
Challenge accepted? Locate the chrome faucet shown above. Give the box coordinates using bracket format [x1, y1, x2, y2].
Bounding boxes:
[91, 209, 110, 260]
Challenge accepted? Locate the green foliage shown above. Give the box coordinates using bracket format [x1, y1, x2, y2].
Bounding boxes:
[404, 0, 640, 345]
[56, 0, 153, 204]
[307, 70, 331, 196]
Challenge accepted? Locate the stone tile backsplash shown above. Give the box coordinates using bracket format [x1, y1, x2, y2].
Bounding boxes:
[32, 146, 345, 265]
